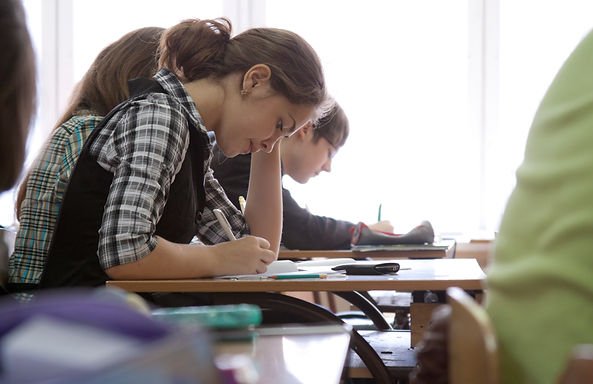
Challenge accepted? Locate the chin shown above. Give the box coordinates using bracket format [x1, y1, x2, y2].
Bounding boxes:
[226, 150, 241, 158]
[293, 175, 310, 184]
[217, 143, 237, 158]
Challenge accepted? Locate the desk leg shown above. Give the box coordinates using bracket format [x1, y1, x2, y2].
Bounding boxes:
[410, 302, 439, 347]
[409, 290, 482, 347]
[410, 291, 448, 347]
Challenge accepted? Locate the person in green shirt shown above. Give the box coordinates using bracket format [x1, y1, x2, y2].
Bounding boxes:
[486, 28, 593, 384]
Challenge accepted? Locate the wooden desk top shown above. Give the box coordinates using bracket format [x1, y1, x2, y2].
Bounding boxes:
[215, 325, 351, 384]
[107, 258, 485, 293]
[278, 240, 455, 260]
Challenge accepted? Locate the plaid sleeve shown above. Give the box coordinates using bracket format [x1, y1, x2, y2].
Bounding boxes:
[96, 96, 190, 269]
[196, 166, 249, 245]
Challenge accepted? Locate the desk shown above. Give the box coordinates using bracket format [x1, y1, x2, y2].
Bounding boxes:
[214, 324, 351, 384]
[107, 259, 484, 383]
[107, 258, 483, 293]
[278, 239, 456, 260]
[278, 240, 456, 316]
[108, 258, 484, 342]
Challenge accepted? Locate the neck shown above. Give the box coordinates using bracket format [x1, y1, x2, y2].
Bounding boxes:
[183, 78, 223, 131]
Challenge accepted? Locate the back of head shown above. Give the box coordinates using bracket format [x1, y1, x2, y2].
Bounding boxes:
[159, 18, 327, 109]
[0, 0, 36, 191]
[312, 103, 349, 149]
[63, 26, 164, 124]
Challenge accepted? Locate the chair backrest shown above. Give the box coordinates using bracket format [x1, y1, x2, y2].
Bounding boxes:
[447, 286, 498, 384]
[557, 344, 593, 384]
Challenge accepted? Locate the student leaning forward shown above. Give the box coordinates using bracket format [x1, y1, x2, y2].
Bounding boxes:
[9, 18, 329, 301]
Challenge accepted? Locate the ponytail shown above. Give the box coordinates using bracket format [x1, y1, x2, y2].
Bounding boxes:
[158, 18, 231, 82]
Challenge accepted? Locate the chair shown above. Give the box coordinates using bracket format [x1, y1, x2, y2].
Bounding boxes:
[556, 344, 593, 384]
[447, 286, 498, 384]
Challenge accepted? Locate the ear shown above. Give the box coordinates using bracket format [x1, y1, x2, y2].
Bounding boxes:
[242, 64, 272, 92]
[294, 121, 313, 140]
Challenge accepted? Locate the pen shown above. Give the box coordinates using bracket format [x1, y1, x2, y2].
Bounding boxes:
[270, 273, 328, 280]
[377, 203, 382, 222]
[213, 208, 237, 241]
[238, 195, 246, 215]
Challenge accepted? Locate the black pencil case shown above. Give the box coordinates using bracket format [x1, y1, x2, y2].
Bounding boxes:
[332, 262, 400, 275]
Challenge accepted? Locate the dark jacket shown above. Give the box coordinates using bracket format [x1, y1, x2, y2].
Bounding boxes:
[211, 146, 355, 250]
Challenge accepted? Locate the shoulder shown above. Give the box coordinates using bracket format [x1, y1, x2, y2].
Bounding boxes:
[124, 93, 191, 133]
[44, 114, 102, 151]
[129, 92, 185, 116]
[61, 114, 103, 132]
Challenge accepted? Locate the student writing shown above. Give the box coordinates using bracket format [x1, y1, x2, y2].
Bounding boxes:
[9, 18, 328, 291]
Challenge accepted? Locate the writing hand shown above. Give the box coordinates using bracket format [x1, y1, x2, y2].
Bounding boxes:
[368, 220, 394, 233]
[211, 235, 276, 275]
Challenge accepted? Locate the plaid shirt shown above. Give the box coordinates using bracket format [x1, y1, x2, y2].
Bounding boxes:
[10, 69, 247, 285]
[10, 114, 100, 285]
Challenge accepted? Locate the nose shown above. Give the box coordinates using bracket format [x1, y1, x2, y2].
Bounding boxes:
[259, 134, 283, 154]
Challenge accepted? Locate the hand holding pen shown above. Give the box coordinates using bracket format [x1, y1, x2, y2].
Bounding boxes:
[211, 208, 275, 275]
[371, 203, 394, 233]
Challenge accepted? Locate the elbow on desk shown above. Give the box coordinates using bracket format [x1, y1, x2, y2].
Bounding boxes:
[104, 264, 134, 280]
[104, 259, 154, 280]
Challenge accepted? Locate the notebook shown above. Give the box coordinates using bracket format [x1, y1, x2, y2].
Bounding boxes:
[217, 258, 356, 280]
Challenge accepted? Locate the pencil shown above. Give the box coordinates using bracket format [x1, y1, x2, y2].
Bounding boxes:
[213, 208, 237, 241]
[377, 203, 382, 222]
[270, 273, 328, 280]
[238, 195, 246, 214]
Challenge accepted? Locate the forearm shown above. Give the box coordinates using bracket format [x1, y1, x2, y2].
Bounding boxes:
[105, 235, 277, 279]
[105, 236, 218, 279]
[244, 145, 282, 254]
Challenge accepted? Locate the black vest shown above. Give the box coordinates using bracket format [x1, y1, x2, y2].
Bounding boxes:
[37, 79, 207, 288]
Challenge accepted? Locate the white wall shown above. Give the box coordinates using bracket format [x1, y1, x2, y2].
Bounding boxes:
[3, 0, 593, 237]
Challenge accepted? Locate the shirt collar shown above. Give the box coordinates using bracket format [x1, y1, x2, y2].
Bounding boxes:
[153, 69, 208, 136]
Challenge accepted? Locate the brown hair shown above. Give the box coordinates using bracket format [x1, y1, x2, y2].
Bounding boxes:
[16, 26, 163, 217]
[159, 18, 326, 107]
[312, 103, 349, 149]
[0, 0, 36, 191]
[56, 26, 164, 127]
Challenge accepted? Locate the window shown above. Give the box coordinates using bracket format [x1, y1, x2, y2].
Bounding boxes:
[489, 0, 593, 233]
[266, 0, 476, 234]
[3, 0, 593, 237]
[266, 0, 593, 235]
